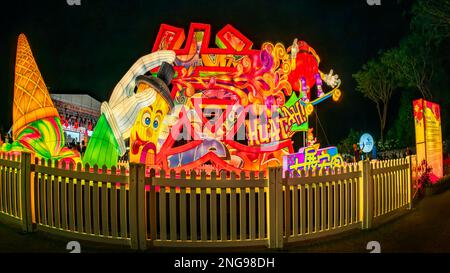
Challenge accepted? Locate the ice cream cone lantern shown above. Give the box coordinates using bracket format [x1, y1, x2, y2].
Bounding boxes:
[12, 34, 59, 139]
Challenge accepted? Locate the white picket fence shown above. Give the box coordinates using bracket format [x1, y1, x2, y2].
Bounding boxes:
[0, 154, 26, 227]
[33, 158, 134, 246]
[0, 152, 414, 249]
[371, 159, 412, 221]
[140, 169, 268, 248]
[281, 165, 362, 245]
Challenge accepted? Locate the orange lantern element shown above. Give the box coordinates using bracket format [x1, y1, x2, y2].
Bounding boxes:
[12, 34, 59, 140]
[307, 128, 318, 147]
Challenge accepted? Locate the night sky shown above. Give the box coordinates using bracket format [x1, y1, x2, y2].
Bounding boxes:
[0, 0, 412, 144]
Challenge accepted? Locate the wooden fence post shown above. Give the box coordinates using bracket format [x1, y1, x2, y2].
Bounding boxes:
[136, 164, 147, 250]
[275, 167, 284, 249]
[267, 167, 276, 248]
[406, 156, 413, 209]
[20, 152, 33, 232]
[267, 167, 283, 248]
[360, 159, 373, 229]
[129, 163, 139, 250]
[148, 169, 157, 248]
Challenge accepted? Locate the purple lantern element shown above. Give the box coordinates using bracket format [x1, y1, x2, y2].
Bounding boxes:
[315, 73, 325, 98]
[167, 138, 230, 168]
[282, 146, 343, 177]
[300, 77, 309, 102]
[301, 77, 307, 91]
[315, 73, 323, 86]
[260, 50, 274, 73]
[254, 50, 274, 78]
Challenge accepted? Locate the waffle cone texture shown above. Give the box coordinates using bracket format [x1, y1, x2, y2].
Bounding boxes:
[12, 34, 58, 139]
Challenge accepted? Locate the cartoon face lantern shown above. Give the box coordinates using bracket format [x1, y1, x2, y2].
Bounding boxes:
[130, 62, 175, 165]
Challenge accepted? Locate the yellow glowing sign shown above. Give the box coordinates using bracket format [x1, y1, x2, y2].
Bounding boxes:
[413, 99, 443, 178]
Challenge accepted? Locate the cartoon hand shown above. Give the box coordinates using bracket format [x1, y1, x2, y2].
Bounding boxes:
[322, 69, 340, 88]
[290, 38, 299, 59]
[101, 50, 176, 155]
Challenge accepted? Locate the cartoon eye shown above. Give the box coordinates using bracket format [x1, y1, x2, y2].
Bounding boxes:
[153, 116, 160, 129]
[142, 112, 151, 127]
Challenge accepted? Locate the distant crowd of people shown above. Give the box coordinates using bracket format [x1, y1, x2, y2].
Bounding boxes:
[0, 133, 12, 146]
[65, 139, 87, 156]
[60, 114, 96, 131]
[53, 99, 99, 132]
[347, 144, 413, 163]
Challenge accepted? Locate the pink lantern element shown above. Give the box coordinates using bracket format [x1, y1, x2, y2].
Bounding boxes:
[265, 95, 275, 110]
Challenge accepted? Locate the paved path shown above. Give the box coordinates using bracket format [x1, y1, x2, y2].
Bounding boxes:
[1, 190, 449, 253]
[287, 189, 450, 253]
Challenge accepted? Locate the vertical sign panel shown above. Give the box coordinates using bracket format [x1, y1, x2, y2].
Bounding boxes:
[413, 99, 443, 179]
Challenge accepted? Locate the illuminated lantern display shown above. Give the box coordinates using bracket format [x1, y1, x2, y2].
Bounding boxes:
[413, 99, 443, 179]
[359, 133, 375, 153]
[132, 23, 343, 173]
[83, 51, 176, 168]
[2, 34, 78, 163]
[287, 39, 321, 102]
[129, 63, 175, 166]
[2, 25, 343, 173]
[283, 145, 344, 176]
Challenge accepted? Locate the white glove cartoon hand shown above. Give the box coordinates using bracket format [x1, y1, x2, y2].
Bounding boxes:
[322, 69, 341, 88]
[101, 50, 176, 155]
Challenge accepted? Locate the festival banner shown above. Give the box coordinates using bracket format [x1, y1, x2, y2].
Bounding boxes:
[413, 99, 443, 179]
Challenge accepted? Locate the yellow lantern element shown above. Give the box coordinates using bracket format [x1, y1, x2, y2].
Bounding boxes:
[305, 104, 314, 115]
[332, 89, 342, 102]
[129, 66, 174, 165]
